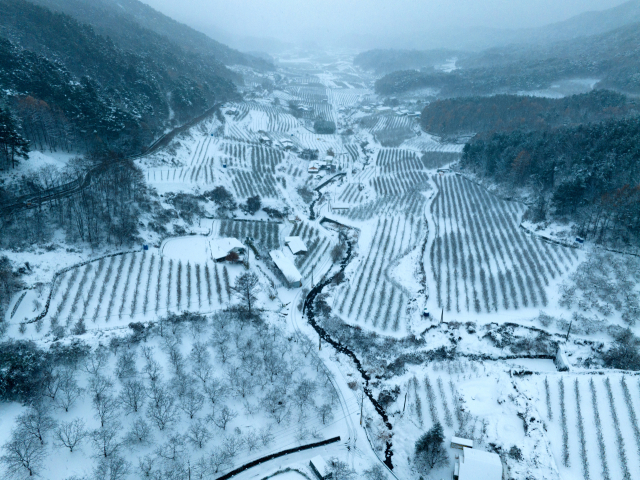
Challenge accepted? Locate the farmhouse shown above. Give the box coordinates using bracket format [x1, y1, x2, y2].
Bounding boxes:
[453, 447, 503, 480]
[309, 455, 331, 479]
[269, 250, 302, 287]
[210, 238, 246, 263]
[285, 236, 308, 255]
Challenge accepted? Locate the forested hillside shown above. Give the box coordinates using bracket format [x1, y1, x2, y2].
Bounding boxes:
[420, 90, 638, 137]
[353, 49, 463, 74]
[375, 22, 640, 96]
[28, 0, 273, 70]
[461, 117, 640, 243]
[0, 0, 240, 157]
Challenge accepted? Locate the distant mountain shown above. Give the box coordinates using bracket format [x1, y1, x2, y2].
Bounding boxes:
[375, 21, 640, 97]
[0, 0, 240, 155]
[389, 0, 640, 52]
[28, 0, 273, 71]
[353, 49, 466, 74]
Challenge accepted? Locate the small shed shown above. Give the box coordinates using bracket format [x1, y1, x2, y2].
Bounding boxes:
[210, 238, 246, 263]
[555, 345, 571, 372]
[309, 455, 331, 480]
[269, 250, 302, 287]
[454, 447, 503, 480]
[451, 437, 474, 450]
[285, 236, 308, 255]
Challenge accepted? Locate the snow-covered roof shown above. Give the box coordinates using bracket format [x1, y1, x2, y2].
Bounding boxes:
[458, 447, 502, 480]
[451, 436, 474, 448]
[309, 455, 329, 478]
[269, 250, 302, 285]
[285, 236, 308, 255]
[210, 238, 245, 260]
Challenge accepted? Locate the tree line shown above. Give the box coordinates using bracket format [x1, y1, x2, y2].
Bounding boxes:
[0, 156, 147, 248]
[460, 116, 640, 244]
[420, 90, 637, 138]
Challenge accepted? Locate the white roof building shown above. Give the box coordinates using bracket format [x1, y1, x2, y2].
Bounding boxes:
[454, 447, 503, 480]
[309, 455, 330, 479]
[285, 236, 308, 255]
[210, 238, 246, 262]
[269, 250, 302, 287]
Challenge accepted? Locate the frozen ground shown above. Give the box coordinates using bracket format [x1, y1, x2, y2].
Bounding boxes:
[2, 50, 639, 480]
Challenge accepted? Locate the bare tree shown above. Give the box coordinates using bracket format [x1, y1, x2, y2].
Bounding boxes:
[178, 387, 205, 419]
[1, 430, 46, 477]
[94, 453, 130, 480]
[261, 388, 288, 424]
[186, 419, 211, 449]
[245, 429, 259, 452]
[143, 358, 162, 384]
[317, 403, 334, 425]
[41, 365, 61, 401]
[326, 457, 356, 480]
[91, 423, 122, 458]
[222, 434, 243, 459]
[54, 418, 86, 452]
[83, 346, 109, 376]
[93, 394, 120, 427]
[293, 377, 317, 413]
[115, 349, 137, 379]
[213, 406, 237, 431]
[56, 370, 83, 412]
[15, 403, 56, 445]
[203, 378, 228, 414]
[231, 272, 260, 315]
[228, 370, 254, 399]
[147, 384, 179, 431]
[190, 342, 212, 385]
[209, 447, 230, 474]
[257, 428, 273, 449]
[363, 464, 387, 480]
[155, 433, 186, 462]
[119, 379, 146, 414]
[88, 375, 114, 403]
[125, 418, 152, 446]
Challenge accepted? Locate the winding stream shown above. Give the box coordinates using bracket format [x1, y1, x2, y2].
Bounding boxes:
[302, 216, 395, 469]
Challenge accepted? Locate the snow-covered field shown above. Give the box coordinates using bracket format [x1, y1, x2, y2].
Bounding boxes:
[2, 50, 640, 480]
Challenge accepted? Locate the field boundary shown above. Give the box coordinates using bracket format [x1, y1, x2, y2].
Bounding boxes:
[215, 436, 341, 480]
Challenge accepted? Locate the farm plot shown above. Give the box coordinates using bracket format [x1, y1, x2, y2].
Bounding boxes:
[218, 219, 282, 254]
[370, 148, 431, 195]
[327, 88, 371, 107]
[339, 191, 427, 221]
[43, 251, 231, 333]
[288, 221, 335, 278]
[401, 133, 465, 153]
[333, 214, 425, 334]
[430, 174, 578, 314]
[226, 103, 299, 133]
[528, 374, 640, 480]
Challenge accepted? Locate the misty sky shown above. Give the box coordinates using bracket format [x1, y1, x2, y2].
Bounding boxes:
[140, 0, 629, 51]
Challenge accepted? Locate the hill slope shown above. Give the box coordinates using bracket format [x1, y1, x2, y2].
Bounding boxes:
[375, 21, 640, 96]
[0, 0, 239, 155]
[28, 0, 273, 71]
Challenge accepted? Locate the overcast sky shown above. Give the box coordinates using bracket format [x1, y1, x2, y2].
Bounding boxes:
[140, 0, 629, 51]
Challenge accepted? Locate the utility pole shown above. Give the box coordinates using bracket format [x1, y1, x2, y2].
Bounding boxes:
[565, 319, 573, 343]
[403, 392, 407, 413]
[441, 307, 444, 323]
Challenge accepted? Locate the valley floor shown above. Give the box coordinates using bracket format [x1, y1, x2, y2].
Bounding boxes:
[2, 50, 639, 480]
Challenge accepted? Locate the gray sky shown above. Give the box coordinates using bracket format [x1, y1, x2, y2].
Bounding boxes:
[140, 0, 630, 51]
